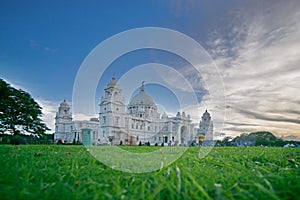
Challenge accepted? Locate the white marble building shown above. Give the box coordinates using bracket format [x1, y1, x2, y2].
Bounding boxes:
[54, 77, 214, 146]
[54, 100, 100, 144]
[54, 100, 73, 142]
[198, 110, 214, 139]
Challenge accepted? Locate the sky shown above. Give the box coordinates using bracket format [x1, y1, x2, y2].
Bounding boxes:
[1, 0, 300, 139]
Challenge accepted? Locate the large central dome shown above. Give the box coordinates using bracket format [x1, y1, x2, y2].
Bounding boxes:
[128, 84, 155, 107]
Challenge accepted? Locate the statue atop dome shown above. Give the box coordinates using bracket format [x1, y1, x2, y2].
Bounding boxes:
[141, 81, 145, 91]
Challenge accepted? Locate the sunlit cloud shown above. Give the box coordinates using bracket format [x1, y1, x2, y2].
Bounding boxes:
[202, 0, 300, 138]
[36, 99, 60, 133]
[163, 1, 300, 139]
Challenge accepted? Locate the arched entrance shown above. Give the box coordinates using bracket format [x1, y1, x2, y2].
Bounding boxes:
[180, 126, 188, 145]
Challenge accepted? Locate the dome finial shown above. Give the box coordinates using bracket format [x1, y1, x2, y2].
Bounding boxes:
[141, 81, 145, 91]
[60, 99, 69, 107]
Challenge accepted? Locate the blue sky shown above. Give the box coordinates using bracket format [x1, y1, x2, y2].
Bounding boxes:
[1, 0, 300, 139]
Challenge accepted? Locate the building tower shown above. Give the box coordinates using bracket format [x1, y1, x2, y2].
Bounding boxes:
[198, 110, 213, 139]
[54, 99, 74, 142]
[99, 77, 126, 144]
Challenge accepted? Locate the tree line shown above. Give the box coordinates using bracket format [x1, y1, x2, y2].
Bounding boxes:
[216, 131, 299, 147]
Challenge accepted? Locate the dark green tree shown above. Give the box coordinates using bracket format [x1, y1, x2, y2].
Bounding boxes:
[0, 79, 49, 137]
[232, 131, 282, 146]
[219, 136, 233, 146]
[248, 131, 277, 146]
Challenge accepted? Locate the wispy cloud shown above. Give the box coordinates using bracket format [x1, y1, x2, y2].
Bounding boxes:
[203, 0, 300, 138]
[30, 40, 58, 53]
[36, 99, 59, 133]
[165, 1, 300, 139]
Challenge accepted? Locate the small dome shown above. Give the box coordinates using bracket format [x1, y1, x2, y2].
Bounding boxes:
[162, 112, 168, 118]
[107, 77, 120, 89]
[60, 99, 69, 107]
[128, 84, 155, 107]
[203, 110, 211, 118]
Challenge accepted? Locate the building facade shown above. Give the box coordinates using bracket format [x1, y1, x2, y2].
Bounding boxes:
[54, 100, 73, 142]
[54, 77, 214, 146]
[198, 110, 214, 138]
[54, 100, 100, 144]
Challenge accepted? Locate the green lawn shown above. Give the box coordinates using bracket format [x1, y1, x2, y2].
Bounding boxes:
[0, 145, 299, 199]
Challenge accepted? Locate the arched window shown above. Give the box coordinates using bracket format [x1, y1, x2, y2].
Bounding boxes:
[114, 92, 118, 98]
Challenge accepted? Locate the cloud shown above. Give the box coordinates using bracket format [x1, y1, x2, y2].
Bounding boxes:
[237, 109, 300, 125]
[36, 99, 60, 133]
[205, 1, 300, 138]
[168, 0, 198, 18]
[175, 1, 300, 139]
[280, 135, 300, 141]
[30, 40, 58, 53]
